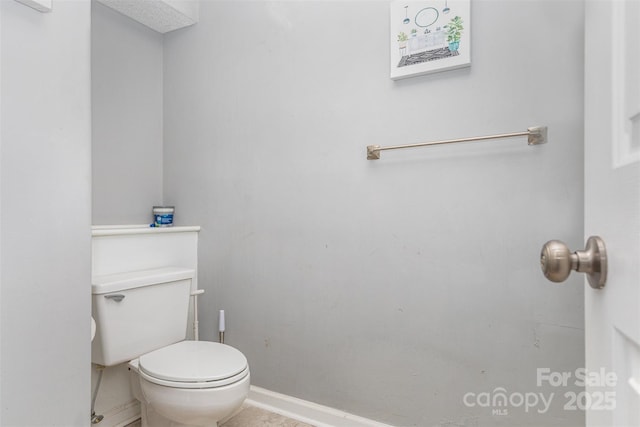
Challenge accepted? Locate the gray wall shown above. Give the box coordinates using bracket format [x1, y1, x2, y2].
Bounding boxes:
[0, 0, 92, 425]
[92, 1, 164, 225]
[163, 1, 585, 426]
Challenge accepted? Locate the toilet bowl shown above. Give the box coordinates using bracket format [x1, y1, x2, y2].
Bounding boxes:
[129, 341, 250, 427]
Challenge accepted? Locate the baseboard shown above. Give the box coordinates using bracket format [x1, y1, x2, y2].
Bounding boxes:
[246, 386, 396, 427]
[95, 400, 140, 427]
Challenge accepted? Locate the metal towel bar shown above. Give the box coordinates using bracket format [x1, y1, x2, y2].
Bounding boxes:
[366, 126, 547, 160]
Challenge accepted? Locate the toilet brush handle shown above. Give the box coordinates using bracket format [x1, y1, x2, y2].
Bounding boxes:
[219, 310, 225, 343]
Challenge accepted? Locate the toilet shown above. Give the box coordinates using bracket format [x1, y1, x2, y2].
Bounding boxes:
[91, 266, 250, 427]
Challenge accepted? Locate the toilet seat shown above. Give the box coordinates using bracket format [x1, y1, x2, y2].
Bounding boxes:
[139, 341, 249, 389]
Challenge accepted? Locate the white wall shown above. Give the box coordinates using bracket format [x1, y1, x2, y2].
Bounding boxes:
[163, 1, 585, 425]
[92, 0, 163, 225]
[0, 0, 92, 425]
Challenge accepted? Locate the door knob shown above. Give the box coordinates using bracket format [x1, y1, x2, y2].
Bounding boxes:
[540, 236, 607, 289]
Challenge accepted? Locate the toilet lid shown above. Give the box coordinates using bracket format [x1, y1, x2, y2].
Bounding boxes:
[139, 341, 248, 383]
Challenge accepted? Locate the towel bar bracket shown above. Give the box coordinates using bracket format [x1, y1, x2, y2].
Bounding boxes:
[367, 145, 381, 160]
[527, 126, 547, 146]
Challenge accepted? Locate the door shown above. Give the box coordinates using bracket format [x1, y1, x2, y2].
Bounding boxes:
[585, 1, 640, 426]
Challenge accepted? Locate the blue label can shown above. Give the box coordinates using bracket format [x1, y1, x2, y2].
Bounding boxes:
[153, 206, 175, 227]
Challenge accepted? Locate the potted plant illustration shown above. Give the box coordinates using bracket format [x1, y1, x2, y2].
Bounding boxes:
[397, 31, 409, 46]
[411, 28, 417, 38]
[444, 16, 464, 52]
[397, 31, 409, 55]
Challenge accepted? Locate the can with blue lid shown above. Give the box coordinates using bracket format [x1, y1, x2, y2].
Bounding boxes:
[153, 206, 174, 227]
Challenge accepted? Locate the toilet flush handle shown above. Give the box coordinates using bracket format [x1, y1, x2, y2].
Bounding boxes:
[104, 294, 125, 302]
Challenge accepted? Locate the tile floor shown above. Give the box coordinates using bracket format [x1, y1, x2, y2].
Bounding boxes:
[124, 404, 314, 427]
[221, 405, 313, 427]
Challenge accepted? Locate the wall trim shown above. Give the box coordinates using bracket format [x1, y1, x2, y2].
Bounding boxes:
[92, 225, 200, 237]
[98, 400, 140, 427]
[246, 386, 396, 427]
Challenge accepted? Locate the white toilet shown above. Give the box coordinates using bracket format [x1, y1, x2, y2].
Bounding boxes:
[91, 266, 250, 427]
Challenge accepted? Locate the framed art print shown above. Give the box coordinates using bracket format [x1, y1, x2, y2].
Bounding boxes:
[390, 0, 471, 80]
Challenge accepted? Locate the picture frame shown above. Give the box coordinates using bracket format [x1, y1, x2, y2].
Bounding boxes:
[390, 0, 471, 80]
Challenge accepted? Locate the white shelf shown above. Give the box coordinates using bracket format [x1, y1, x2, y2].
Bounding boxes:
[92, 225, 201, 237]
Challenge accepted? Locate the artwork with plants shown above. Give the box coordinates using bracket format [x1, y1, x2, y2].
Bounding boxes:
[390, 0, 471, 80]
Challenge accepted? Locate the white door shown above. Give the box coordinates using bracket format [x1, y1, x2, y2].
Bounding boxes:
[585, 1, 640, 426]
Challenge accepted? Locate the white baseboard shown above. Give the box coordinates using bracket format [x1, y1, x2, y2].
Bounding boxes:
[96, 400, 141, 427]
[246, 386, 395, 427]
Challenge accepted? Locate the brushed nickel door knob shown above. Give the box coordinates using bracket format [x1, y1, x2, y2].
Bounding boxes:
[540, 236, 607, 289]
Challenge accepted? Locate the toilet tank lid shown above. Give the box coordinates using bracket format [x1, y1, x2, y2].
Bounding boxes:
[92, 267, 195, 294]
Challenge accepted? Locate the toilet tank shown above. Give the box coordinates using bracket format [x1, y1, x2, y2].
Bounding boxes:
[91, 267, 194, 366]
